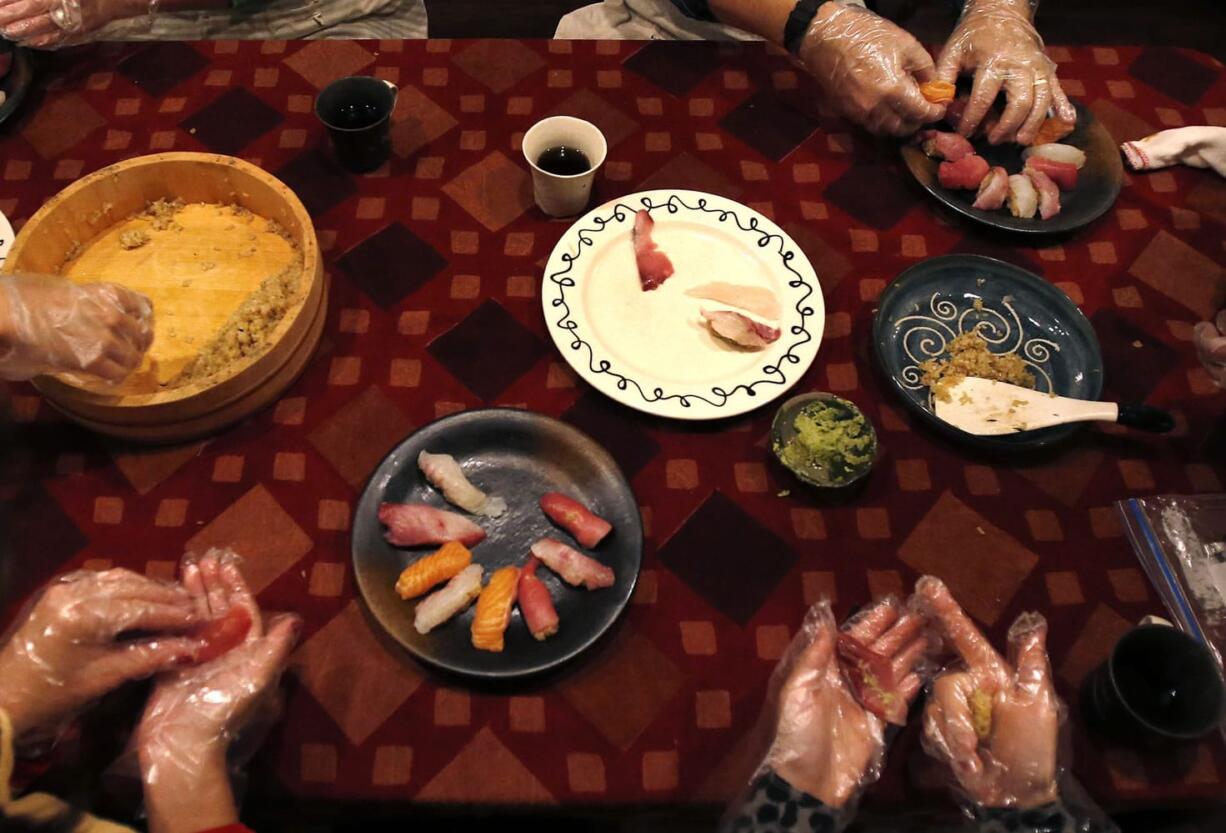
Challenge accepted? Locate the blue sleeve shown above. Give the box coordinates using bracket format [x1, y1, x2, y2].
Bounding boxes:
[668, 0, 718, 22]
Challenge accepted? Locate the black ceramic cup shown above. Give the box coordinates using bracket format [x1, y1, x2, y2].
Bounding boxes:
[315, 76, 397, 173]
[1082, 625, 1224, 746]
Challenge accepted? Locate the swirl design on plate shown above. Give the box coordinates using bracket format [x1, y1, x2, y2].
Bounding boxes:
[893, 291, 1060, 401]
[545, 193, 815, 410]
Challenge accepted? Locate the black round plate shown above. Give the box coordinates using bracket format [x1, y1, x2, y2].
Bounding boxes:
[352, 408, 642, 680]
[0, 45, 34, 128]
[872, 254, 1104, 452]
[900, 102, 1123, 235]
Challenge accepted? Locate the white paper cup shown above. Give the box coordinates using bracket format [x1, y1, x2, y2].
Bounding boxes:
[522, 116, 607, 218]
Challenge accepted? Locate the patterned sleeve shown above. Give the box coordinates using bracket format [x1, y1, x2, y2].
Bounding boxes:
[723, 771, 841, 833]
[972, 802, 1115, 833]
[667, 0, 717, 22]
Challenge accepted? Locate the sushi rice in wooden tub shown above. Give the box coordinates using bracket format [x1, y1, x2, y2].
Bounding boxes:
[2, 152, 326, 443]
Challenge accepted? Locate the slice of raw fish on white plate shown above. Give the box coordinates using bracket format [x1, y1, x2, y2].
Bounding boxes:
[632, 209, 675, 291]
[417, 451, 507, 517]
[684, 281, 781, 320]
[701, 308, 781, 350]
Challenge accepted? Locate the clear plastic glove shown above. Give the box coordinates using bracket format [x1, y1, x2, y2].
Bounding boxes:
[917, 576, 1061, 809]
[0, 274, 153, 382]
[936, 0, 1076, 145]
[797, 2, 945, 137]
[1193, 310, 1226, 388]
[0, 569, 202, 744]
[136, 549, 299, 833]
[0, 0, 149, 49]
[760, 597, 930, 810]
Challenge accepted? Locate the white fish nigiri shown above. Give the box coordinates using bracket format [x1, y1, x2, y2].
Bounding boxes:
[418, 451, 508, 517]
[1007, 174, 1038, 219]
[1021, 143, 1086, 170]
[414, 564, 483, 634]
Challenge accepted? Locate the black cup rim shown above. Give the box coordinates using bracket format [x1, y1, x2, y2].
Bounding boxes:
[1105, 624, 1226, 740]
[315, 76, 396, 133]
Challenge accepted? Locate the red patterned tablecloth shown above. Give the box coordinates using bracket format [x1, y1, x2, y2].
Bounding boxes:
[1, 39, 1224, 817]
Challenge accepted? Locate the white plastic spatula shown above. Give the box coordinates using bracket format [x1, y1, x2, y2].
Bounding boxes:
[934, 377, 1174, 436]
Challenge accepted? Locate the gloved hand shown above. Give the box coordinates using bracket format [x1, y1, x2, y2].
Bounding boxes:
[759, 597, 930, 810]
[0, 274, 153, 382]
[917, 577, 1061, 809]
[936, 0, 1076, 145]
[136, 549, 299, 833]
[0, 569, 202, 743]
[1193, 310, 1226, 388]
[797, 2, 945, 137]
[0, 0, 149, 49]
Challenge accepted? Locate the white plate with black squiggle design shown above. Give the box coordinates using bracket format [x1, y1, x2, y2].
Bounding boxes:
[541, 190, 824, 421]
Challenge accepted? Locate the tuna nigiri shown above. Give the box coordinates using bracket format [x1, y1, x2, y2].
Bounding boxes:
[701, 309, 780, 350]
[1023, 156, 1077, 191]
[1022, 143, 1086, 169]
[379, 503, 486, 548]
[1025, 168, 1061, 220]
[190, 606, 253, 663]
[1007, 174, 1038, 219]
[684, 282, 781, 320]
[531, 538, 615, 590]
[540, 492, 612, 549]
[418, 451, 507, 518]
[938, 154, 990, 190]
[395, 541, 473, 600]
[971, 166, 1009, 211]
[518, 558, 559, 641]
[632, 209, 675, 291]
[472, 566, 519, 652]
[918, 129, 974, 162]
[414, 564, 483, 634]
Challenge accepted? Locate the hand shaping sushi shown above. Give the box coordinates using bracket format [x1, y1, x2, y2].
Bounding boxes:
[531, 538, 615, 590]
[971, 166, 1009, 211]
[414, 564, 483, 634]
[418, 451, 507, 518]
[1023, 156, 1077, 191]
[1006, 173, 1038, 219]
[1024, 167, 1061, 220]
[918, 129, 974, 162]
[518, 558, 559, 641]
[938, 154, 990, 190]
[396, 541, 473, 600]
[632, 209, 675, 291]
[190, 605, 253, 663]
[472, 566, 520, 652]
[540, 492, 612, 549]
[919, 80, 955, 105]
[379, 503, 486, 547]
[684, 282, 781, 320]
[701, 309, 780, 350]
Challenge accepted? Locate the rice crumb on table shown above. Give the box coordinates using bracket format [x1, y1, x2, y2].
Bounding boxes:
[920, 331, 1036, 401]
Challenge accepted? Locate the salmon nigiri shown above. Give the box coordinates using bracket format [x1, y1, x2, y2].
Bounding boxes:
[471, 566, 520, 652]
[395, 541, 473, 600]
[518, 558, 559, 641]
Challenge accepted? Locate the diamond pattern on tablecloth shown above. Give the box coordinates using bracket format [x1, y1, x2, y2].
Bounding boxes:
[899, 491, 1038, 626]
[308, 385, 413, 488]
[391, 85, 458, 159]
[637, 152, 743, 198]
[336, 223, 448, 309]
[560, 393, 661, 479]
[1128, 47, 1218, 105]
[293, 600, 423, 745]
[1127, 230, 1223, 320]
[284, 40, 374, 89]
[275, 150, 359, 217]
[181, 88, 283, 156]
[452, 40, 544, 94]
[21, 94, 105, 160]
[659, 490, 796, 624]
[823, 158, 916, 230]
[111, 442, 207, 496]
[442, 151, 533, 232]
[1058, 603, 1131, 686]
[548, 89, 638, 149]
[1091, 308, 1181, 401]
[559, 628, 683, 751]
[1185, 177, 1226, 227]
[118, 42, 208, 97]
[1089, 99, 1156, 143]
[184, 485, 312, 594]
[5, 485, 87, 607]
[780, 222, 853, 295]
[623, 41, 721, 97]
[416, 726, 554, 802]
[1017, 447, 1104, 507]
[428, 299, 545, 401]
[719, 90, 817, 162]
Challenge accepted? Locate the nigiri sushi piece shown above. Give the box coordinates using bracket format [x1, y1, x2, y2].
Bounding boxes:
[684, 282, 781, 320]
[1022, 143, 1086, 169]
[1023, 156, 1077, 191]
[396, 541, 473, 600]
[518, 558, 559, 641]
[414, 564, 483, 634]
[632, 209, 675, 291]
[540, 492, 612, 549]
[938, 154, 990, 190]
[918, 129, 974, 162]
[379, 503, 486, 548]
[471, 565, 519, 652]
[701, 309, 781, 350]
[531, 538, 615, 590]
[1029, 116, 1076, 146]
[919, 80, 955, 105]
[1007, 174, 1038, 219]
[1025, 168, 1061, 220]
[418, 451, 507, 518]
[971, 166, 1009, 211]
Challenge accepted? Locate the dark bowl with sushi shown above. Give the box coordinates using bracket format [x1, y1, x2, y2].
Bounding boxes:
[0, 43, 34, 128]
[900, 102, 1123, 235]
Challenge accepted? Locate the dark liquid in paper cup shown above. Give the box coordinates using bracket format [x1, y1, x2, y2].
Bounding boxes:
[537, 146, 592, 176]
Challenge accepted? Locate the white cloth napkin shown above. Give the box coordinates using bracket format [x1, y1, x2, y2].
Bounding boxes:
[1120, 126, 1226, 178]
